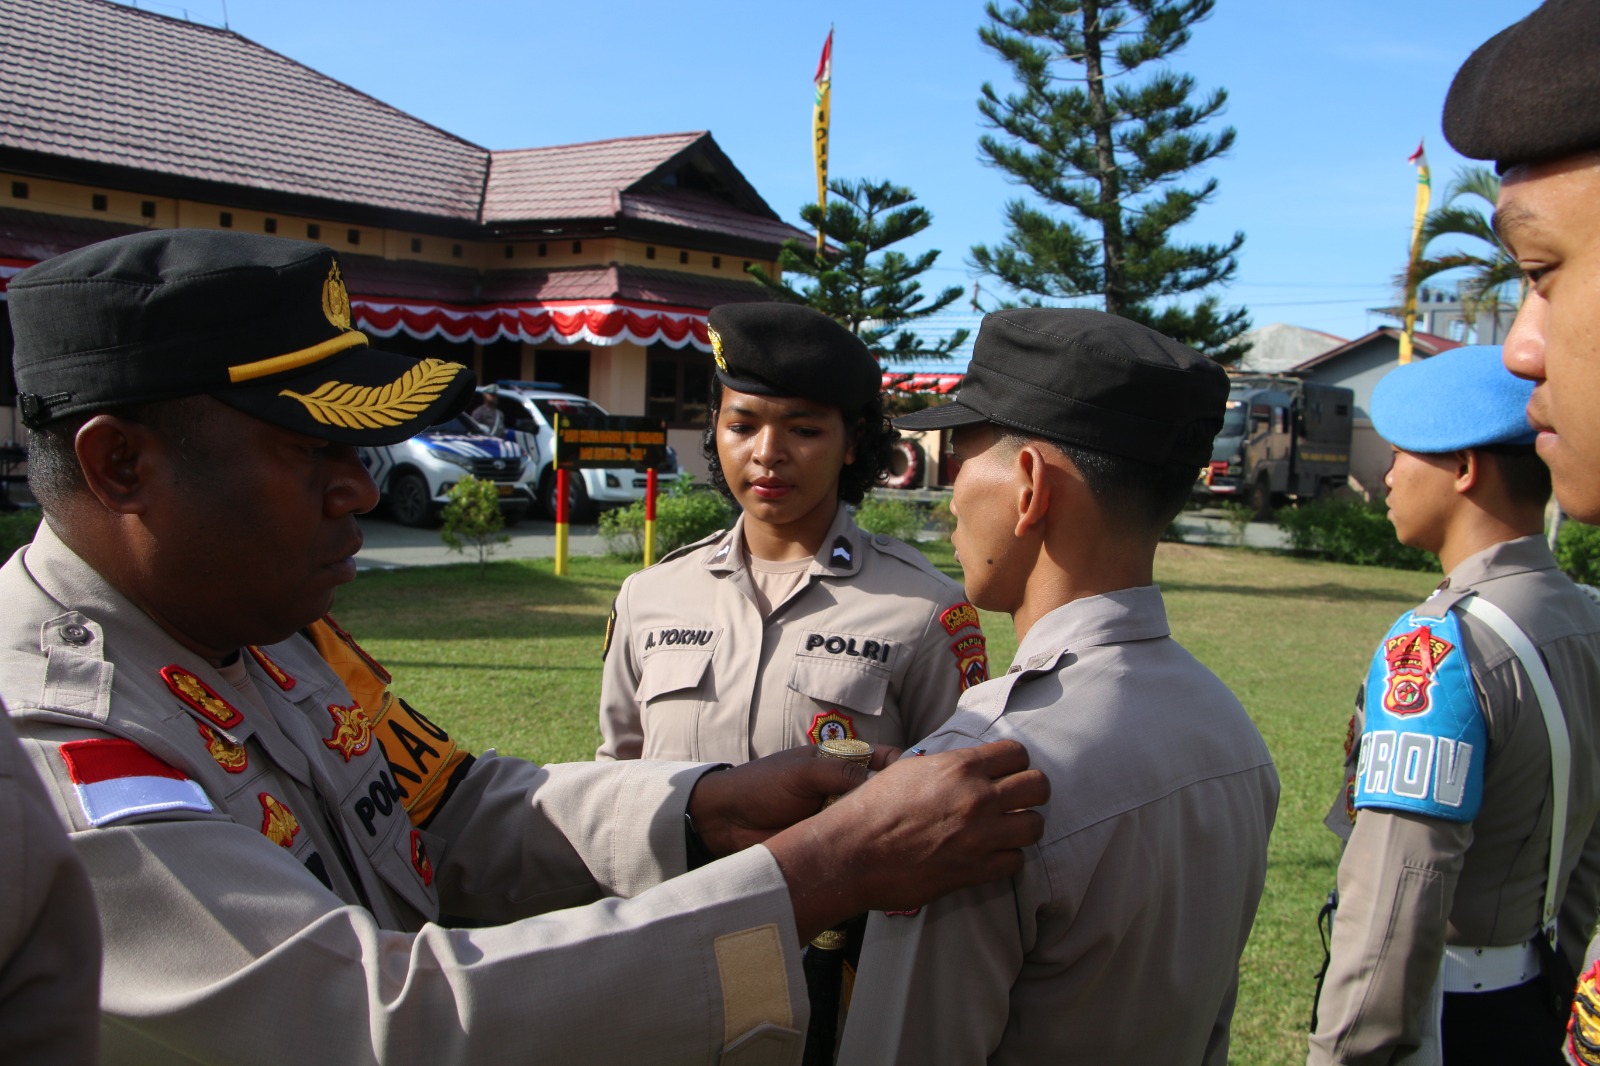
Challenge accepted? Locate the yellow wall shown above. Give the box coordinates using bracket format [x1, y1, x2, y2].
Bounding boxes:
[0, 172, 780, 280]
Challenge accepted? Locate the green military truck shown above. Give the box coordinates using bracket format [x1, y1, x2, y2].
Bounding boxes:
[1199, 376, 1354, 517]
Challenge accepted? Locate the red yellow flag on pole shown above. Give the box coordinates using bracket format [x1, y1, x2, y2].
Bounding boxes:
[813, 28, 833, 254]
[1398, 140, 1431, 365]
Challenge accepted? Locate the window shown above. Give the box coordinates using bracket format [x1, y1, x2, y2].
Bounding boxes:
[712, 256, 721, 269]
[263, 217, 277, 233]
[92, 194, 107, 211]
[451, 244, 462, 258]
[647, 345, 711, 428]
[410, 238, 422, 253]
[141, 201, 156, 218]
[220, 212, 233, 228]
[10, 181, 26, 199]
[679, 251, 689, 265]
[307, 223, 321, 239]
[347, 229, 361, 245]
[534, 349, 591, 397]
[571, 241, 583, 255]
[646, 246, 656, 260]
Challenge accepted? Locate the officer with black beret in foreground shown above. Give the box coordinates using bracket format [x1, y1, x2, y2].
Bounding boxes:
[0, 228, 1048, 1065]
[835, 308, 1280, 1065]
[1444, 4, 1600, 1061]
[1307, 347, 1600, 1066]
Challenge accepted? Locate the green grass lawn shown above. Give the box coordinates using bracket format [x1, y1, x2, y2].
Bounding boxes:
[332, 541, 1441, 1065]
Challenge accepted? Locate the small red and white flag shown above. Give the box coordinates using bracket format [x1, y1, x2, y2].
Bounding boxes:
[60, 737, 213, 827]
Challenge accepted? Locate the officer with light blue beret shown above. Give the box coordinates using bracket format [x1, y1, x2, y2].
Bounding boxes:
[1310, 347, 1600, 1066]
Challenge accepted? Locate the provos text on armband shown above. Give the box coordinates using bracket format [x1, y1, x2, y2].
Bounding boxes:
[1356, 729, 1473, 808]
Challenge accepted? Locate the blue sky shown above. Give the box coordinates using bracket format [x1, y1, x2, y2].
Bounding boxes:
[131, 0, 1532, 355]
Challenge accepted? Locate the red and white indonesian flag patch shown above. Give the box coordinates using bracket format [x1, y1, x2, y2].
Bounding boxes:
[59, 737, 214, 827]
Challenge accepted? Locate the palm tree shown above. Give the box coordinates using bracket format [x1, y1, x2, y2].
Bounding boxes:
[1399, 167, 1520, 342]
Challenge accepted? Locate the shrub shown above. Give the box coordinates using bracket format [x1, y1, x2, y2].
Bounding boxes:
[440, 476, 509, 576]
[1556, 519, 1600, 586]
[600, 476, 734, 562]
[1275, 499, 1439, 572]
[853, 493, 925, 543]
[0, 508, 42, 558]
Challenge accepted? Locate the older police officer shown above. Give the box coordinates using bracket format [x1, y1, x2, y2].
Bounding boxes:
[0, 229, 1048, 1065]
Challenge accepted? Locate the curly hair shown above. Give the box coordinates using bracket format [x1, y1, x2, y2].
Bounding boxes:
[701, 379, 899, 507]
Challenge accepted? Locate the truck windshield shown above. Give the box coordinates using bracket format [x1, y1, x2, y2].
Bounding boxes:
[1220, 401, 1247, 437]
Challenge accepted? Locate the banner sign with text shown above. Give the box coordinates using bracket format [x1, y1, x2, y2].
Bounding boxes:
[552, 414, 668, 471]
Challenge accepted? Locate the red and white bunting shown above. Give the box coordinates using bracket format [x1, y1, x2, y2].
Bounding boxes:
[352, 299, 711, 350]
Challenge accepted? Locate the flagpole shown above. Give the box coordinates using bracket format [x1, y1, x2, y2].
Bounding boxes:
[1399, 140, 1431, 365]
[812, 27, 833, 255]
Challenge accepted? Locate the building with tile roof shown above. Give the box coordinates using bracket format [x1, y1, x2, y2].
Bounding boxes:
[0, 0, 812, 477]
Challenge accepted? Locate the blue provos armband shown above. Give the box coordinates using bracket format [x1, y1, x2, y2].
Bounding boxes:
[1353, 606, 1486, 822]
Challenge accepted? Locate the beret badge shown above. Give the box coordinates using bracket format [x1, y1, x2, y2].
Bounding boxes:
[322, 261, 353, 331]
[708, 325, 727, 371]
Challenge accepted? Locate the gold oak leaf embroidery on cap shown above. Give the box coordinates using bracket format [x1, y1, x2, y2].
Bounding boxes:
[280, 357, 457, 429]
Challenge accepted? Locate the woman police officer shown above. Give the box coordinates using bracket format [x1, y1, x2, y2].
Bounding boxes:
[596, 302, 983, 764]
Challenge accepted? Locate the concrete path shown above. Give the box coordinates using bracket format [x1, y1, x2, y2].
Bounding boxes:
[355, 515, 608, 570]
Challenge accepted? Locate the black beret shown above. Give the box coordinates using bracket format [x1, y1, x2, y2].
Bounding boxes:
[706, 302, 880, 414]
[1444, 0, 1600, 168]
[894, 308, 1227, 468]
[8, 229, 476, 443]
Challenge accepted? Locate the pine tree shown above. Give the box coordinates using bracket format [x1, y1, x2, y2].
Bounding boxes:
[971, 0, 1250, 361]
[748, 178, 969, 362]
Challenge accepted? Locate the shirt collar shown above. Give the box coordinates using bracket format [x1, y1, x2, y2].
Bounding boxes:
[1008, 585, 1171, 675]
[702, 501, 859, 576]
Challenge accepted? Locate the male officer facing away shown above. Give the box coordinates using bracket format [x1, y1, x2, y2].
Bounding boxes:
[836, 308, 1279, 1066]
[1443, 5, 1600, 1060]
[1307, 347, 1600, 1066]
[0, 229, 1048, 1065]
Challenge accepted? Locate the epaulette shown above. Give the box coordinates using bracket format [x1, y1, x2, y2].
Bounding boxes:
[866, 532, 948, 578]
[655, 527, 729, 568]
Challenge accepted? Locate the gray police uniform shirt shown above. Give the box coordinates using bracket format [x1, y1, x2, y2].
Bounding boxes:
[597, 503, 983, 763]
[2, 521, 810, 1065]
[837, 585, 1279, 1065]
[1310, 536, 1600, 1066]
[0, 702, 100, 1066]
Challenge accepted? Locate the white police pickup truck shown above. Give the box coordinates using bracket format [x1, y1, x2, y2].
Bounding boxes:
[359, 414, 537, 527]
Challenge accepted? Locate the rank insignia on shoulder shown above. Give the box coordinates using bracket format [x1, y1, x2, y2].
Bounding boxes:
[710, 541, 732, 563]
[60, 737, 214, 827]
[602, 601, 617, 662]
[410, 829, 434, 887]
[808, 710, 856, 744]
[940, 602, 980, 635]
[161, 665, 244, 729]
[197, 720, 248, 774]
[247, 645, 297, 690]
[259, 792, 300, 848]
[1382, 626, 1454, 717]
[323, 702, 374, 762]
[1571, 960, 1600, 1066]
[830, 537, 853, 565]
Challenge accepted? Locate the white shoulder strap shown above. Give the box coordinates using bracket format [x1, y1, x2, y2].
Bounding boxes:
[1455, 593, 1571, 944]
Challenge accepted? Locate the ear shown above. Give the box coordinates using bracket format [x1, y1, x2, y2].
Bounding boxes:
[74, 415, 155, 515]
[844, 418, 862, 468]
[1454, 449, 1479, 494]
[1012, 442, 1052, 538]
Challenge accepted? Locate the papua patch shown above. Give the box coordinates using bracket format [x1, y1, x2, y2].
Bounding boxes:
[247, 645, 297, 691]
[197, 720, 248, 774]
[1381, 626, 1454, 717]
[324, 701, 374, 762]
[1572, 960, 1600, 1065]
[951, 633, 989, 692]
[60, 737, 213, 827]
[160, 665, 245, 729]
[808, 710, 856, 744]
[259, 792, 300, 848]
[410, 829, 434, 887]
[1345, 774, 1357, 825]
[940, 602, 980, 635]
[602, 601, 617, 661]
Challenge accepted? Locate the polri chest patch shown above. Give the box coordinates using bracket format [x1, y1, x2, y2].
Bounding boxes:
[797, 630, 897, 668]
